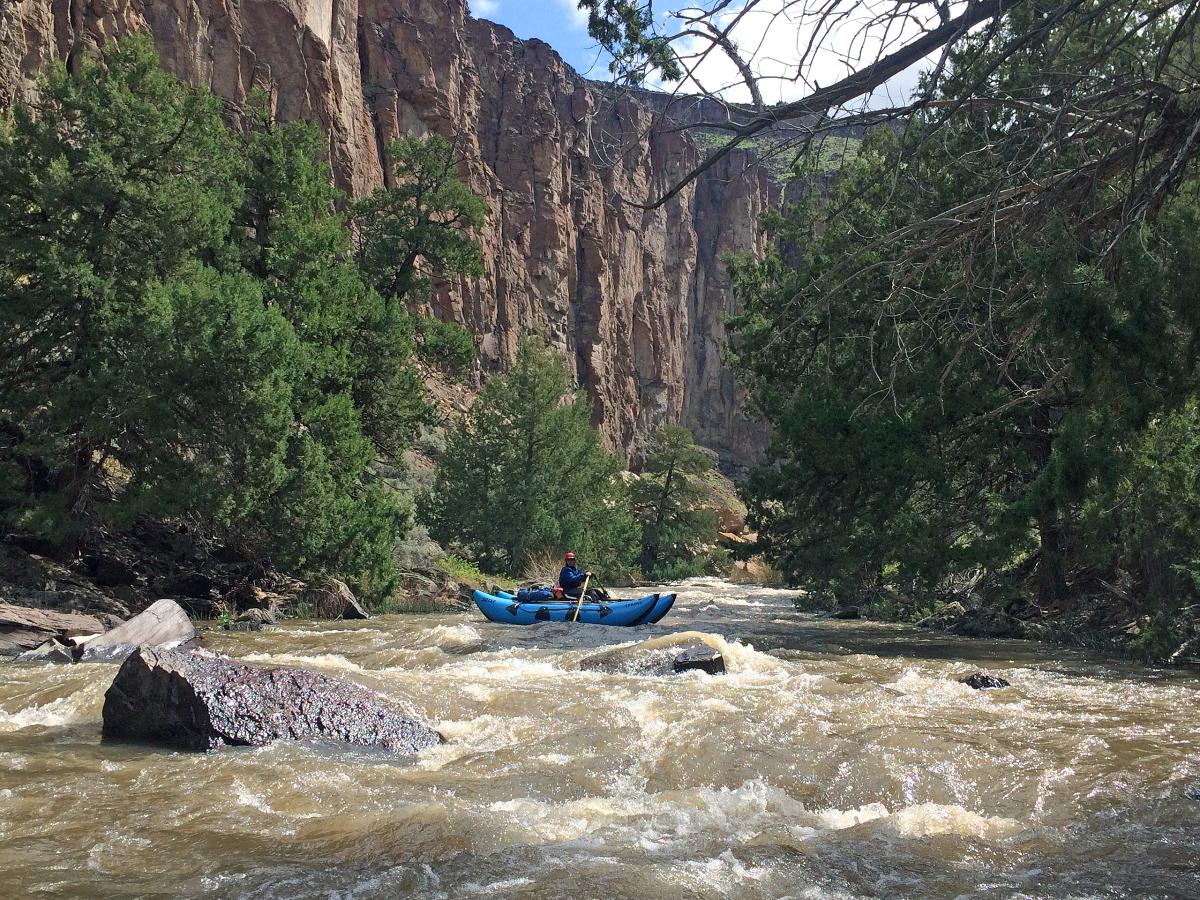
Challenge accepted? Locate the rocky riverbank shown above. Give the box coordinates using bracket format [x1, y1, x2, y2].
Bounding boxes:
[0, 520, 473, 643]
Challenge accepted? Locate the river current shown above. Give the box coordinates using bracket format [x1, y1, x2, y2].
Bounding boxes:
[1, 578, 1197, 898]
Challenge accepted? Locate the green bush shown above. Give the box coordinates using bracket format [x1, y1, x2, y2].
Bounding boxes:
[436, 554, 489, 587]
[414, 317, 476, 379]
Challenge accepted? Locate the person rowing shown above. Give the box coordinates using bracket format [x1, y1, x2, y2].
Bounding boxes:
[557, 552, 608, 602]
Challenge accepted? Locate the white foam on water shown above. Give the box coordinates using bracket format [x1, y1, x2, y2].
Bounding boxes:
[886, 803, 1024, 839]
[445, 654, 562, 681]
[674, 848, 770, 890]
[415, 624, 485, 649]
[419, 713, 539, 770]
[460, 876, 535, 895]
[479, 778, 1030, 860]
[233, 779, 273, 813]
[460, 683, 494, 702]
[435, 714, 533, 747]
[0, 687, 100, 731]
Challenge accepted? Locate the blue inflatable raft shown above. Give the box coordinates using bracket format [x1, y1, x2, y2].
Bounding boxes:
[472, 588, 676, 627]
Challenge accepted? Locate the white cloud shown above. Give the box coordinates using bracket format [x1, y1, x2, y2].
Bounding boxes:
[650, 0, 937, 111]
[554, 0, 589, 30]
[471, 0, 501, 17]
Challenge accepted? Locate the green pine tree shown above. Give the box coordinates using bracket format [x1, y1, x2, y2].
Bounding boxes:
[728, 1, 1200, 620]
[632, 425, 717, 577]
[421, 338, 637, 575]
[352, 134, 486, 304]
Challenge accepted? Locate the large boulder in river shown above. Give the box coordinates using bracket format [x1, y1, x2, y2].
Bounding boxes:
[0, 602, 104, 656]
[579, 631, 727, 676]
[78, 599, 195, 662]
[102, 647, 444, 754]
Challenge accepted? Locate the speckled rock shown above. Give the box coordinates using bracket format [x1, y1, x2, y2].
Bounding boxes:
[102, 647, 443, 754]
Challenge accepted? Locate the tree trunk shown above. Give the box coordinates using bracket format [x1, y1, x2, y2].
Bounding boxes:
[1026, 406, 1068, 606]
[1036, 509, 1069, 606]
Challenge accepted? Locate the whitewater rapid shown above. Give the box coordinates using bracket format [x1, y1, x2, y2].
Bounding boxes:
[1, 578, 1197, 897]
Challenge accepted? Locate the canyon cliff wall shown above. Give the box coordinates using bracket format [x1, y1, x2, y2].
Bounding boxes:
[0, 0, 775, 466]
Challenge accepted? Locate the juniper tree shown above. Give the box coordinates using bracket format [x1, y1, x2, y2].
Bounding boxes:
[632, 425, 717, 578]
[0, 38, 282, 545]
[421, 338, 637, 575]
[728, 4, 1200, 611]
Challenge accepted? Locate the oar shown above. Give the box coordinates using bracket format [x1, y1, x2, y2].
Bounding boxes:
[569, 573, 592, 623]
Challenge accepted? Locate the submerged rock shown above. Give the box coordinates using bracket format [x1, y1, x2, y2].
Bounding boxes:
[579, 632, 727, 677]
[78, 599, 195, 662]
[672, 642, 726, 675]
[101, 647, 443, 754]
[960, 672, 1011, 689]
[233, 607, 277, 628]
[0, 603, 104, 656]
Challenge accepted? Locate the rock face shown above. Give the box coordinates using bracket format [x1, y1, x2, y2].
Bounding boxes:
[78, 599, 196, 662]
[0, 603, 104, 656]
[0, 0, 777, 466]
[102, 647, 444, 753]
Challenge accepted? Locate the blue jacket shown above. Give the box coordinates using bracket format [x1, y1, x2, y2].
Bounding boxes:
[559, 564, 586, 591]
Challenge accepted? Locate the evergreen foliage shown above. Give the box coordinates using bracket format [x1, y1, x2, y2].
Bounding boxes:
[577, 1, 682, 85]
[728, 1, 1200, 623]
[632, 425, 718, 578]
[351, 135, 486, 303]
[0, 39, 485, 604]
[0, 39, 267, 544]
[421, 338, 637, 575]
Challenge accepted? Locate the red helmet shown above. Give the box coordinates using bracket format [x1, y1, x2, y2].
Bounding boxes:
[564, 552, 576, 561]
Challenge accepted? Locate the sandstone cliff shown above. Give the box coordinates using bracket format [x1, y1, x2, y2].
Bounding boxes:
[0, 0, 775, 466]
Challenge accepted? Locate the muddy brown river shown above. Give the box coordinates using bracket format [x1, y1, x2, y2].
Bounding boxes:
[1, 578, 1197, 898]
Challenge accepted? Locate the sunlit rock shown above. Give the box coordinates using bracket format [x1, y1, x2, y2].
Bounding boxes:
[305, 576, 370, 620]
[78, 599, 196, 662]
[0, 603, 104, 656]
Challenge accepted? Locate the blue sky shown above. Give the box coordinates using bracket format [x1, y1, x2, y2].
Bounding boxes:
[467, 0, 927, 108]
[468, 1, 613, 78]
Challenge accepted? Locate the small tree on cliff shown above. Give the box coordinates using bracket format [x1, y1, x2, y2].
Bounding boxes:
[352, 135, 486, 303]
[632, 425, 718, 578]
[352, 135, 484, 381]
[420, 338, 637, 575]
